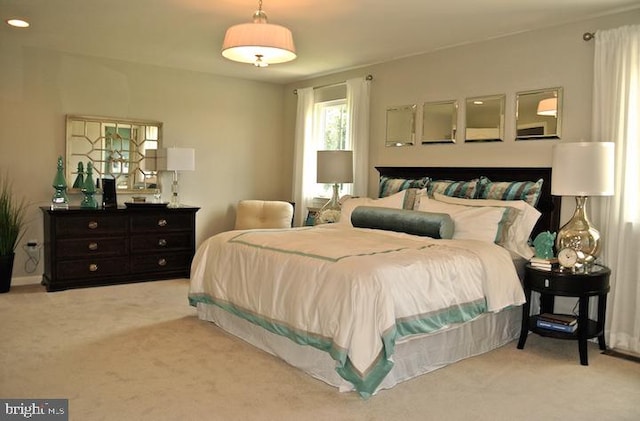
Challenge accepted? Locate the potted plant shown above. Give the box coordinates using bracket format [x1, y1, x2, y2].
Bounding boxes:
[0, 174, 27, 293]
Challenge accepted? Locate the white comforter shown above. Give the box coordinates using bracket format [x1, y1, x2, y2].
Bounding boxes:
[189, 224, 524, 397]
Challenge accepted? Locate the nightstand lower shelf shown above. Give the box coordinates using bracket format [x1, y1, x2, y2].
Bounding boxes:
[529, 316, 600, 340]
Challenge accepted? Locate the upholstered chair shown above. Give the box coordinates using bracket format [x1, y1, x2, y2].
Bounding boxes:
[234, 200, 294, 230]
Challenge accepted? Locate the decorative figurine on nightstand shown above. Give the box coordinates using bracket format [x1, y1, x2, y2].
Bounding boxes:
[80, 162, 98, 209]
[51, 156, 69, 210]
[72, 162, 84, 189]
[533, 231, 556, 259]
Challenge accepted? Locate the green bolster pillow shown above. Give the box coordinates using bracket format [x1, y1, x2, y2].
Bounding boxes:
[350, 206, 454, 239]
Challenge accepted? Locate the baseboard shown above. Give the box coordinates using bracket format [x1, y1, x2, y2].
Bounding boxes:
[11, 275, 42, 286]
[602, 348, 640, 364]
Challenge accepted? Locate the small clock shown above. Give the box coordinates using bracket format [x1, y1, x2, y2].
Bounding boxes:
[558, 247, 585, 269]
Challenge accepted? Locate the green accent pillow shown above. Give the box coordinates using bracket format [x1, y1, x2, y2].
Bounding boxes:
[478, 177, 544, 207]
[350, 206, 454, 239]
[379, 176, 429, 198]
[427, 179, 481, 199]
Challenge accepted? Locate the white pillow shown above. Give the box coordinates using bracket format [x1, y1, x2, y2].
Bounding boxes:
[339, 191, 405, 226]
[433, 193, 541, 258]
[418, 197, 507, 243]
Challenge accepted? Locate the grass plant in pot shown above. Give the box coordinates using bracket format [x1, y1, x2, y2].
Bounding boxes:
[0, 174, 27, 293]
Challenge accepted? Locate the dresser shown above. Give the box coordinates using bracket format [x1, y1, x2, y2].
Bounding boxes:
[41, 206, 199, 292]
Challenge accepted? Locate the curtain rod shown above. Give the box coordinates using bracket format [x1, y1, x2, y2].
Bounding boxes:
[293, 74, 373, 95]
[583, 32, 595, 41]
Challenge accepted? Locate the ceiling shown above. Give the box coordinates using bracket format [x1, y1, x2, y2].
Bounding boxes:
[3, 0, 639, 85]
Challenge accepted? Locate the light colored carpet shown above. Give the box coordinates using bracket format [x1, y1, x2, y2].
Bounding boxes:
[1, 280, 638, 421]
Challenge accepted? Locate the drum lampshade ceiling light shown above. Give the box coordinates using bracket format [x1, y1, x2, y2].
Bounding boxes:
[222, 0, 296, 67]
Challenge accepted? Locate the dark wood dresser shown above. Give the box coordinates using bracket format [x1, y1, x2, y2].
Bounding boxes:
[41, 206, 199, 292]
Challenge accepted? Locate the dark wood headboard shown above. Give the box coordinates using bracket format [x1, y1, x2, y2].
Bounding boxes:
[375, 166, 560, 238]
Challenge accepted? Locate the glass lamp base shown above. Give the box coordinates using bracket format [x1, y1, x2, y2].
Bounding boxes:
[315, 184, 342, 224]
[167, 174, 181, 208]
[555, 196, 601, 265]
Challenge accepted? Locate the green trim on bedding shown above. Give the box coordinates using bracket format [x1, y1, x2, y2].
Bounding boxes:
[229, 230, 434, 263]
[189, 292, 487, 398]
[395, 298, 487, 336]
[189, 292, 398, 398]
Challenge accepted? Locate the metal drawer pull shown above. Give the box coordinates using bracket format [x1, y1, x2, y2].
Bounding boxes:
[158, 258, 167, 266]
[88, 242, 99, 251]
[89, 263, 99, 272]
[88, 221, 98, 229]
[158, 239, 167, 247]
[158, 219, 168, 227]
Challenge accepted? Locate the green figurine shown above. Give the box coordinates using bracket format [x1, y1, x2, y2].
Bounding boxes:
[80, 162, 98, 209]
[51, 156, 69, 210]
[533, 231, 556, 259]
[72, 162, 84, 189]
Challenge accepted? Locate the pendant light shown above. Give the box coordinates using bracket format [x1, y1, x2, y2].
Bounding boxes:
[537, 97, 558, 117]
[222, 0, 296, 67]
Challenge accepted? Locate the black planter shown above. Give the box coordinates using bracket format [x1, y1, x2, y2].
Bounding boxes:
[0, 252, 15, 293]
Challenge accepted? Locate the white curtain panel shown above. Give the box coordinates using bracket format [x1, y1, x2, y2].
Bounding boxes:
[291, 87, 316, 227]
[346, 77, 371, 197]
[592, 24, 640, 355]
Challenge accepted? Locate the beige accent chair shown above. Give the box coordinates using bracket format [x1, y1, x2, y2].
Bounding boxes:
[234, 200, 295, 230]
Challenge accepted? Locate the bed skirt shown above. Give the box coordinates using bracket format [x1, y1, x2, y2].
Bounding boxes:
[196, 302, 522, 395]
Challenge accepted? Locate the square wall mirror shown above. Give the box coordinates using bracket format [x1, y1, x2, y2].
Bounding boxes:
[385, 104, 416, 147]
[516, 88, 563, 140]
[422, 100, 458, 144]
[465, 95, 505, 142]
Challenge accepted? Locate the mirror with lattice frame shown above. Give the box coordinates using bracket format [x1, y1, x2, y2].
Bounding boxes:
[66, 115, 162, 193]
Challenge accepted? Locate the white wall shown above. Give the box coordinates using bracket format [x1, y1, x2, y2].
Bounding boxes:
[0, 46, 289, 280]
[283, 9, 640, 197]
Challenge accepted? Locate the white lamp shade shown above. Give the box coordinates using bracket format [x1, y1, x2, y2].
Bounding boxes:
[158, 147, 195, 172]
[537, 97, 557, 117]
[222, 23, 296, 64]
[317, 150, 353, 184]
[551, 142, 614, 196]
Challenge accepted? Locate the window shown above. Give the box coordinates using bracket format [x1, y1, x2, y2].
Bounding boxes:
[313, 99, 351, 198]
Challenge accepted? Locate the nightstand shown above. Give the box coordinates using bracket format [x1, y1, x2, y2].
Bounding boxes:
[517, 263, 611, 365]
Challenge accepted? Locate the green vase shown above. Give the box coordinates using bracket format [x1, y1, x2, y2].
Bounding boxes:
[80, 162, 98, 209]
[51, 156, 69, 210]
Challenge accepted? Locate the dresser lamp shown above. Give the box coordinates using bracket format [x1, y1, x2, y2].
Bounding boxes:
[551, 141, 614, 266]
[316, 150, 353, 223]
[158, 147, 195, 208]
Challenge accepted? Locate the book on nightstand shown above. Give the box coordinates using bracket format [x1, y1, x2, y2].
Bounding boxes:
[529, 257, 559, 270]
[536, 319, 578, 333]
[538, 313, 577, 325]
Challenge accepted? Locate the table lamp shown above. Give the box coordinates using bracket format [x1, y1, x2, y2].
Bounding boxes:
[159, 147, 195, 208]
[551, 141, 614, 265]
[316, 150, 353, 223]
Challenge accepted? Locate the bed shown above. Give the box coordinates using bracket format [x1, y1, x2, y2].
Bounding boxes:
[189, 167, 560, 398]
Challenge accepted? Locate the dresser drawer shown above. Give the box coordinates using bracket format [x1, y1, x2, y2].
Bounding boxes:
[56, 237, 128, 258]
[130, 213, 193, 233]
[131, 232, 192, 252]
[57, 257, 131, 280]
[130, 252, 192, 274]
[55, 215, 127, 238]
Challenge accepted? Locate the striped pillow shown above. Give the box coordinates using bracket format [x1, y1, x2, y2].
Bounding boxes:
[378, 176, 429, 198]
[427, 179, 481, 199]
[479, 177, 544, 207]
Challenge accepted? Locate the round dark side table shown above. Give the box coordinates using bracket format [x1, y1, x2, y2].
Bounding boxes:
[517, 263, 611, 365]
